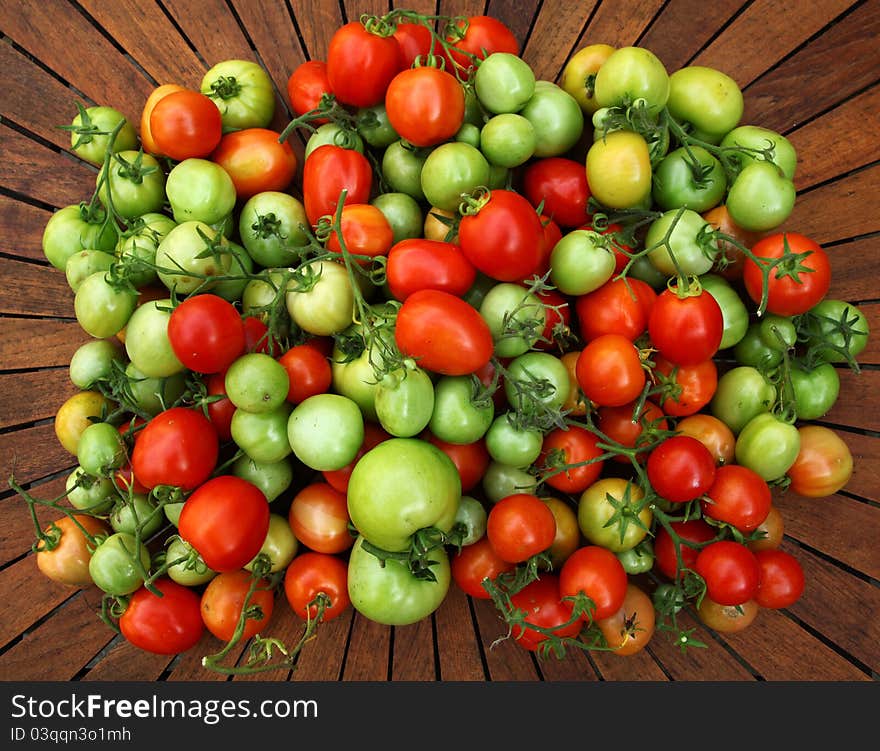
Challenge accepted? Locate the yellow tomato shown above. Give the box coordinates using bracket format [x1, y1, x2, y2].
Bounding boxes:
[559, 43, 616, 114]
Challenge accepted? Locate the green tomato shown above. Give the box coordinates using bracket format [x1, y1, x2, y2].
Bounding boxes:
[165, 536, 216, 587]
[305, 122, 365, 159]
[652, 145, 728, 212]
[232, 454, 294, 503]
[725, 161, 796, 232]
[503, 351, 571, 415]
[382, 140, 430, 201]
[616, 540, 654, 574]
[479, 282, 546, 358]
[224, 352, 290, 413]
[474, 52, 536, 114]
[116, 212, 177, 288]
[479, 113, 536, 168]
[356, 103, 399, 149]
[287, 393, 364, 471]
[698, 273, 749, 350]
[76, 421, 127, 477]
[69, 104, 138, 166]
[720, 125, 797, 181]
[155, 220, 233, 295]
[244, 514, 298, 573]
[347, 437, 461, 552]
[735, 412, 801, 481]
[799, 299, 870, 365]
[201, 59, 275, 132]
[585, 130, 652, 210]
[123, 298, 186, 379]
[454, 495, 488, 546]
[428, 375, 495, 444]
[88, 532, 151, 596]
[66, 466, 116, 514]
[211, 240, 254, 303]
[110, 493, 164, 539]
[549, 229, 616, 296]
[733, 322, 784, 371]
[645, 208, 716, 277]
[454, 122, 482, 149]
[165, 158, 237, 225]
[97, 150, 166, 220]
[666, 65, 744, 144]
[594, 46, 670, 113]
[374, 364, 435, 438]
[758, 313, 797, 352]
[482, 460, 539, 504]
[420, 142, 490, 211]
[518, 82, 584, 157]
[238, 191, 310, 268]
[285, 260, 355, 336]
[74, 271, 138, 339]
[65, 249, 114, 293]
[124, 362, 187, 416]
[710, 365, 777, 435]
[484, 412, 544, 469]
[42, 204, 118, 272]
[348, 535, 451, 626]
[371, 192, 423, 245]
[789, 362, 840, 421]
[578, 477, 651, 553]
[230, 403, 293, 464]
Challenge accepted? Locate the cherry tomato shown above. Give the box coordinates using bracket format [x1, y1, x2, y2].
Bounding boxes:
[694, 540, 760, 606]
[287, 60, 332, 122]
[167, 293, 245, 375]
[537, 425, 604, 494]
[283, 552, 350, 621]
[558, 545, 628, 622]
[201, 569, 275, 642]
[653, 518, 716, 580]
[288, 482, 354, 554]
[302, 144, 373, 226]
[786, 425, 853, 498]
[386, 238, 477, 301]
[149, 89, 223, 161]
[651, 355, 718, 418]
[277, 343, 333, 404]
[702, 464, 772, 532]
[522, 157, 591, 228]
[647, 434, 717, 503]
[120, 577, 204, 655]
[486, 493, 557, 564]
[753, 549, 805, 609]
[648, 287, 723, 367]
[595, 582, 656, 656]
[575, 276, 656, 343]
[595, 399, 668, 464]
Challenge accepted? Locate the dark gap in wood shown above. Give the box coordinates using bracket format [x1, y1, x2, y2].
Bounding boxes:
[153, 0, 210, 70]
[795, 158, 880, 201]
[1, 34, 92, 106]
[0, 115, 92, 172]
[0, 185, 62, 216]
[285, 0, 314, 61]
[0, 587, 89, 658]
[583, 647, 604, 680]
[158, 652, 183, 680]
[554, 2, 602, 83]
[779, 607, 876, 679]
[336, 606, 359, 680]
[785, 535, 879, 587]
[387, 623, 395, 681]
[0, 549, 30, 576]
[465, 594, 493, 680]
[643, 642, 677, 680]
[683, 604, 764, 680]
[430, 611, 442, 681]
[338, 0, 350, 26]
[529, 648, 546, 680]
[782, 78, 880, 138]
[683, 0, 755, 68]
[634, 0, 673, 47]
[517, 2, 544, 61]
[73, 632, 128, 679]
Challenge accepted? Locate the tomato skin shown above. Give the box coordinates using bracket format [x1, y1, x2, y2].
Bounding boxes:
[131, 407, 219, 491]
[322, 422, 390, 494]
[201, 569, 275, 642]
[284, 552, 350, 621]
[302, 144, 373, 226]
[325, 202, 394, 264]
[596, 399, 668, 464]
[576, 334, 646, 407]
[326, 22, 404, 107]
[753, 549, 805, 609]
[36, 515, 111, 587]
[386, 238, 477, 301]
[287, 60, 332, 121]
[120, 578, 204, 655]
[385, 66, 465, 147]
[586, 130, 652, 209]
[167, 294, 245, 375]
[675, 413, 735, 466]
[647, 435, 717, 503]
[653, 518, 716, 580]
[510, 574, 583, 652]
[743, 232, 831, 316]
[702, 464, 771, 532]
[450, 536, 516, 599]
[393, 22, 438, 65]
[394, 289, 494, 376]
[140, 83, 187, 156]
[559, 545, 628, 622]
[277, 343, 332, 404]
[178, 475, 270, 572]
[694, 540, 760, 606]
[424, 433, 490, 494]
[538, 425, 604, 494]
[787, 425, 853, 498]
[210, 128, 297, 200]
[649, 288, 723, 367]
[445, 15, 519, 72]
[487, 493, 557, 564]
[288, 482, 353, 554]
[697, 597, 759, 633]
[651, 355, 718, 418]
[149, 89, 223, 161]
[595, 583, 656, 656]
[575, 277, 656, 343]
[522, 157, 591, 228]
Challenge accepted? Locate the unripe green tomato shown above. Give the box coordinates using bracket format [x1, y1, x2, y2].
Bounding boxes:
[110, 493, 164, 539]
[725, 161, 796, 232]
[721, 125, 797, 181]
[66, 466, 116, 514]
[70, 105, 139, 165]
[245, 514, 298, 573]
[166, 537, 216, 586]
[69, 339, 126, 390]
[666, 65, 744, 144]
[474, 52, 536, 114]
[735, 412, 801, 481]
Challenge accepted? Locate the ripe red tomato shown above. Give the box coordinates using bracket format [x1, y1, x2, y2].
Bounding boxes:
[149, 89, 223, 161]
[487, 493, 557, 564]
[510, 574, 583, 652]
[287, 481, 353, 554]
[325, 203, 394, 262]
[648, 288, 723, 366]
[131, 406, 219, 491]
[201, 569, 275, 642]
[167, 293, 245, 374]
[283, 552, 350, 621]
[537, 425, 604, 494]
[646, 434, 717, 503]
[450, 536, 516, 599]
[205, 371, 235, 441]
[576, 333, 646, 407]
[650, 355, 718, 417]
[424, 432, 490, 494]
[753, 549, 805, 609]
[595, 399, 668, 464]
[702, 464, 772, 532]
[178, 475, 270, 572]
[120, 578, 204, 655]
[653, 518, 717, 580]
[743, 232, 831, 316]
[558, 545, 628, 622]
[277, 343, 332, 404]
[575, 276, 657, 343]
[385, 66, 465, 147]
[458, 189, 544, 282]
[386, 238, 477, 301]
[522, 157, 591, 228]
[302, 144, 373, 226]
[140, 83, 187, 156]
[287, 60, 333, 121]
[326, 21, 404, 107]
[322, 422, 390, 493]
[210, 128, 297, 200]
[394, 288, 495, 376]
[444, 15, 519, 72]
[392, 22, 439, 66]
[694, 540, 760, 606]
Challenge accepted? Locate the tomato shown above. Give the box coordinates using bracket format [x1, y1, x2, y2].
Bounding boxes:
[578, 477, 651, 553]
[66, 467, 115, 514]
[131, 407, 218, 491]
[696, 597, 759, 633]
[238, 191, 310, 267]
[537, 425, 604, 494]
[559, 545, 628, 622]
[284, 552, 350, 621]
[42, 203, 117, 271]
[787, 425, 853, 498]
[596, 399, 668, 464]
[386, 238, 476, 301]
[702, 204, 764, 282]
[652, 355, 718, 418]
[149, 89, 223, 161]
[576, 333, 646, 407]
[503, 351, 571, 416]
[69, 103, 138, 165]
[486, 493, 557, 564]
[725, 161, 796, 232]
[325, 203, 394, 263]
[647, 435, 717, 503]
[559, 43, 616, 114]
[800, 299, 870, 366]
[88, 532, 152, 596]
[200, 59, 275, 132]
[231, 402, 293, 464]
[510, 574, 583, 652]
[210, 128, 297, 200]
[478, 282, 545, 358]
[519, 82, 584, 158]
[54, 390, 113, 455]
[109, 493, 164, 539]
[348, 535, 450, 625]
[720, 125, 797, 181]
[675, 413, 736, 466]
[36, 515, 110, 587]
[735, 412, 801, 482]
[450, 536, 516, 599]
[694, 540, 760, 607]
[586, 130, 652, 209]
[139, 83, 186, 155]
[549, 229, 615, 296]
[119, 578, 204, 655]
[395, 289, 494, 376]
[277, 343, 332, 404]
[479, 113, 537, 168]
[648, 287, 723, 367]
[754, 549, 805, 609]
[326, 21, 404, 108]
[288, 393, 364, 471]
[652, 146, 727, 212]
[444, 15, 519, 73]
[164, 161, 237, 229]
[420, 142, 491, 212]
[702, 464, 772, 532]
[166, 293, 244, 375]
[302, 144, 373, 226]
[201, 569, 275, 642]
[595, 582, 656, 656]
[653, 518, 716, 580]
[474, 51, 535, 114]
[698, 273, 750, 350]
[666, 65, 744, 144]
[385, 65, 464, 147]
[482, 460, 539, 504]
[96, 149, 166, 220]
[287, 60, 332, 121]
[748, 505, 785, 552]
[178, 475, 270, 572]
[484, 413, 543, 468]
[709, 365, 775, 435]
[645, 208, 716, 277]
[323, 421, 390, 493]
[165, 537, 216, 587]
[594, 46, 670, 113]
[392, 22, 438, 66]
[575, 276, 656, 342]
[742, 232, 831, 317]
[382, 140, 430, 202]
[371, 191, 423, 244]
[375, 363, 435, 438]
[287, 259, 355, 337]
[74, 271, 138, 339]
[425, 433, 491, 494]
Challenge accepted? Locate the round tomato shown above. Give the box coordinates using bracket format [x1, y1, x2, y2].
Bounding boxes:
[277, 343, 332, 404]
[36, 514, 110, 587]
[522, 157, 591, 228]
[487, 493, 557, 564]
[325, 203, 394, 263]
[558, 545, 628, 622]
[586, 130, 652, 209]
[576, 333, 646, 407]
[167, 293, 245, 374]
[697, 597, 759, 633]
[578, 477, 651, 553]
[595, 582, 656, 656]
[510, 574, 583, 652]
[149, 89, 223, 161]
[666, 65, 744, 143]
[694, 540, 760, 607]
[200, 59, 275, 132]
[444, 15, 518, 73]
[450, 536, 516, 599]
[210, 128, 297, 200]
[575, 276, 656, 343]
[787, 425, 853, 498]
[753, 549, 805, 609]
[702, 464, 772, 532]
[648, 287, 723, 367]
[675, 413, 736, 466]
[326, 21, 404, 107]
[726, 161, 796, 232]
[287, 60, 332, 120]
[595, 399, 668, 464]
[537, 425, 604, 494]
[119, 578, 204, 655]
[647, 435, 717, 503]
[385, 65, 464, 147]
[201, 569, 275, 642]
[559, 43, 616, 114]
[653, 518, 717, 580]
[735, 412, 801, 482]
[284, 552, 350, 621]
[139, 83, 187, 156]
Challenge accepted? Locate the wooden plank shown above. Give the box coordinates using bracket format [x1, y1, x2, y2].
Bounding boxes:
[0, 319, 90, 371]
[485, 0, 541, 57]
[0, 473, 75, 567]
[471, 595, 542, 680]
[0, 257, 75, 318]
[823, 369, 880, 434]
[532, 640, 599, 681]
[80, 636, 174, 681]
[525, 0, 596, 83]
[694, 0, 856, 88]
[435, 586, 486, 681]
[834, 430, 880, 504]
[341, 611, 390, 680]
[165, 628, 248, 681]
[826, 239, 880, 304]
[590, 643, 669, 681]
[391, 616, 437, 680]
[854, 304, 879, 364]
[289, 0, 345, 62]
[0, 424, 75, 502]
[231, 597, 306, 681]
[0, 195, 52, 263]
[290, 607, 353, 681]
[581, 0, 666, 50]
[0, 368, 79, 430]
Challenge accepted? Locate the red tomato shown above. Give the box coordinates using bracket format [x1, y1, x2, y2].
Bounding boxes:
[528, 214, 564, 281]
[201, 569, 275, 642]
[326, 203, 394, 262]
[648, 288, 723, 366]
[277, 343, 332, 404]
[167, 293, 245, 374]
[326, 21, 404, 107]
[386, 238, 477, 301]
[140, 83, 187, 156]
[302, 144, 373, 226]
[450, 536, 516, 599]
[424, 432, 490, 494]
[210, 128, 297, 200]
[322, 422, 390, 493]
[595, 399, 668, 464]
[287, 60, 333, 122]
[575, 276, 656, 343]
[242, 316, 274, 355]
[131, 406, 219, 491]
[650, 355, 718, 417]
[487, 493, 557, 564]
[538, 425, 604, 494]
[694, 540, 760, 607]
[702, 464, 772, 532]
[646, 435, 717, 503]
[392, 22, 439, 66]
[743, 232, 831, 316]
[522, 157, 591, 228]
[754, 549, 805, 609]
[149, 89, 223, 161]
[533, 286, 572, 352]
[458, 189, 544, 282]
[178, 475, 270, 572]
[602, 223, 636, 275]
[205, 371, 236, 441]
[394, 289, 495, 376]
[385, 65, 465, 147]
[119, 578, 204, 655]
[445, 15, 519, 72]
[558, 545, 628, 622]
[510, 574, 583, 652]
[287, 482, 353, 554]
[575, 333, 646, 407]
[653, 518, 717, 580]
[283, 552, 350, 621]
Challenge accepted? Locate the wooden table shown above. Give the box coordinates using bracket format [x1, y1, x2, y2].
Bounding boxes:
[1, 0, 877, 682]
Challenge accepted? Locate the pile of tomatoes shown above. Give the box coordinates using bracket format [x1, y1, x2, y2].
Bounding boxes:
[26, 10, 870, 669]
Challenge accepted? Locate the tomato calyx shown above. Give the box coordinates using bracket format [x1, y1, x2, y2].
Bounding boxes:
[358, 523, 467, 582]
